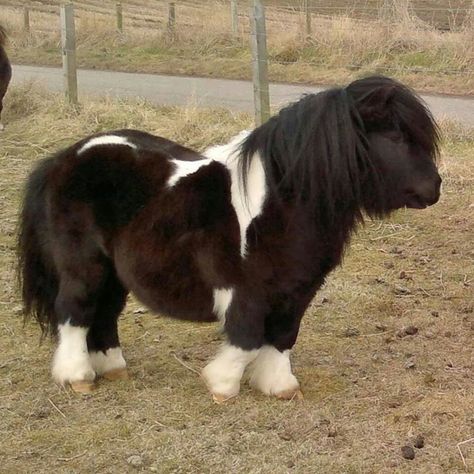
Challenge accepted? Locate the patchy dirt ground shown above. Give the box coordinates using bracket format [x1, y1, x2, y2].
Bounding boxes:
[0, 85, 473, 473]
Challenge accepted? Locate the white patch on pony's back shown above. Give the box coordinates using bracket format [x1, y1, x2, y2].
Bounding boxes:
[52, 322, 95, 384]
[164, 130, 267, 256]
[213, 288, 234, 324]
[204, 131, 267, 256]
[167, 157, 212, 187]
[90, 347, 126, 376]
[247, 346, 299, 396]
[77, 135, 138, 155]
[201, 343, 259, 399]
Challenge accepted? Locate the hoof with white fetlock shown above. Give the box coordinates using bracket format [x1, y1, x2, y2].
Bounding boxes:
[211, 392, 238, 404]
[201, 365, 240, 403]
[247, 346, 302, 399]
[52, 322, 96, 393]
[201, 344, 259, 403]
[103, 367, 129, 381]
[275, 388, 304, 401]
[70, 380, 95, 394]
[90, 347, 127, 382]
[52, 355, 96, 394]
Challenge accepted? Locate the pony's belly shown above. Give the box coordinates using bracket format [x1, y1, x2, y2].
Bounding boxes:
[117, 266, 217, 322]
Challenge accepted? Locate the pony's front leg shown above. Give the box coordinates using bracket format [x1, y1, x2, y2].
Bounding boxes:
[201, 344, 259, 403]
[247, 346, 302, 400]
[201, 294, 264, 403]
[247, 312, 304, 400]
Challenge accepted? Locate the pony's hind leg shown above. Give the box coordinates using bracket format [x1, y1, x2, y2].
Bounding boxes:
[52, 278, 100, 394]
[87, 270, 129, 381]
[52, 246, 109, 393]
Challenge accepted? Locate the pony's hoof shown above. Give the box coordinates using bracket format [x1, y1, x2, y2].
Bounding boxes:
[212, 393, 237, 404]
[276, 389, 304, 401]
[102, 368, 129, 381]
[70, 380, 95, 394]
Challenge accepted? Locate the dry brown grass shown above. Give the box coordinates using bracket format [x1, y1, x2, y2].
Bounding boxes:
[0, 85, 473, 473]
[1, 0, 473, 95]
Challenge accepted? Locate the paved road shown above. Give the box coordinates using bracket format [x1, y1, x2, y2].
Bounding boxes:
[12, 64, 474, 126]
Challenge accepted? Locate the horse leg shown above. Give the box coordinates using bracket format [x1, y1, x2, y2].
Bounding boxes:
[201, 344, 260, 403]
[51, 239, 111, 393]
[87, 271, 129, 381]
[52, 276, 100, 394]
[247, 311, 304, 400]
[201, 294, 264, 403]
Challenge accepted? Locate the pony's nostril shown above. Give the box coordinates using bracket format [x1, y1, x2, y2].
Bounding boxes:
[404, 182, 440, 208]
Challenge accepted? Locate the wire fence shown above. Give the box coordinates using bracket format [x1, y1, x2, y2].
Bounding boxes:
[3, 0, 473, 123]
[14, 1, 474, 29]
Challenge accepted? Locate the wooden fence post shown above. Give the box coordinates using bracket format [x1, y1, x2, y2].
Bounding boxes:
[168, 2, 176, 37]
[250, 0, 270, 126]
[116, 2, 123, 33]
[231, 0, 238, 38]
[60, 3, 78, 105]
[305, 0, 312, 37]
[23, 5, 30, 32]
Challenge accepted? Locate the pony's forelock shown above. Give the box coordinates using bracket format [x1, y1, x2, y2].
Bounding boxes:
[347, 76, 440, 161]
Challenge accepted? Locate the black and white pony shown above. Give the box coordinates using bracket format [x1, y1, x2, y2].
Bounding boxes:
[0, 25, 12, 130]
[18, 76, 441, 401]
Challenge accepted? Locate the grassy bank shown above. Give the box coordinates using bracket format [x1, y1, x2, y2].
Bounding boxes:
[0, 85, 473, 473]
[1, 0, 473, 95]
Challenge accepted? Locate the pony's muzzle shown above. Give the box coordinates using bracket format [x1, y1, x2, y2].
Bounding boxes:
[405, 175, 442, 209]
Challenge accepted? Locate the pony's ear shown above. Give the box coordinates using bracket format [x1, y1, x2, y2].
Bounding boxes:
[356, 85, 396, 122]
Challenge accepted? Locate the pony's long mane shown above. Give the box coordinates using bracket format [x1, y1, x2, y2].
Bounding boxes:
[239, 76, 439, 221]
[0, 25, 7, 47]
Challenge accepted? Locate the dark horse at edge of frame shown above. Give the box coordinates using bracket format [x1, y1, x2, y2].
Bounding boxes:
[17, 76, 441, 401]
[0, 24, 12, 130]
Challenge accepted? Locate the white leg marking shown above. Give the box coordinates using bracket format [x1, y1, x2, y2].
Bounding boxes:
[213, 288, 234, 324]
[52, 322, 95, 385]
[247, 346, 299, 396]
[0, 123, 4, 131]
[202, 344, 259, 400]
[204, 131, 267, 256]
[90, 347, 126, 376]
[77, 135, 138, 155]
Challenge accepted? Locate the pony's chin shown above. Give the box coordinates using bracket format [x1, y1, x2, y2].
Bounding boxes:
[404, 199, 428, 209]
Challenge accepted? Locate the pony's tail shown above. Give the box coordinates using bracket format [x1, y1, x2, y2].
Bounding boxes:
[17, 157, 59, 337]
[0, 25, 7, 47]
